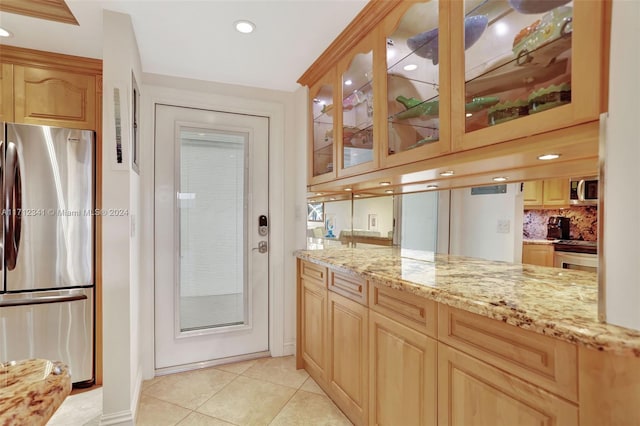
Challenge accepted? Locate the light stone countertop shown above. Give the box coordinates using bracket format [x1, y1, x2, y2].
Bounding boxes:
[296, 246, 640, 357]
[523, 238, 556, 245]
[0, 359, 71, 425]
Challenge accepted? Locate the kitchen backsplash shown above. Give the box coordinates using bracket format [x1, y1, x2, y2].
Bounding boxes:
[523, 206, 598, 241]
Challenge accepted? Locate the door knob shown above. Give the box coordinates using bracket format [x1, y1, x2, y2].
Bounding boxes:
[253, 241, 268, 254]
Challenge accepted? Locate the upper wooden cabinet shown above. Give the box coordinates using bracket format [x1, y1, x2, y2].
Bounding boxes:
[524, 178, 570, 208]
[0, 46, 101, 132]
[309, 70, 338, 185]
[299, 0, 609, 191]
[13, 65, 96, 130]
[337, 32, 379, 178]
[452, 0, 608, 151]
[381, 0, 451, 168]
[1, 63, 14, 122]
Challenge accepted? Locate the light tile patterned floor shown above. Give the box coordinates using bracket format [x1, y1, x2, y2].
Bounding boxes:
[137, 356, 353, 426]
[47, 356, 350, 426]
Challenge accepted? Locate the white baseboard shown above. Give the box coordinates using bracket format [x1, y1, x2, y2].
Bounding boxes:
[283, 341, 295, 356]
[99, 410, 134, 425]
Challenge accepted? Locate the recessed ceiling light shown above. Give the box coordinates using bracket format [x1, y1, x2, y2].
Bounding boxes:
[465, 113, 473, 117]
[354, 194, 361, 198]
[537, 153, 561, 161]
[329, 197, 336, 201]
[440, 170, 454, 177]
[344, 187, 352, 191]
[426, 184, 439, 190]
[403, 64, 418, 71]
[385, 189, 394, 194]
[493, 177, 508, 182]
[315, 192, 323, 196]
[0, 27, 12, 38]
[234, 20, 255, 34]
[344, 80, 353, 86]
[379, 182, 391, 186]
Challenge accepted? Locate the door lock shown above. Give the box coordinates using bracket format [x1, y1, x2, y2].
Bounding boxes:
[254, 241, 268, 254]
[258, 215, 268, 236]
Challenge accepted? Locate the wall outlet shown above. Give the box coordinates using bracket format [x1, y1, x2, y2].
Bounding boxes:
[497, 219, 510, 234]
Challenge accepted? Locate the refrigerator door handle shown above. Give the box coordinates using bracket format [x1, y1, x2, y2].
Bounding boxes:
[4, 141, 21, 270]
[0, 293, 87, 308]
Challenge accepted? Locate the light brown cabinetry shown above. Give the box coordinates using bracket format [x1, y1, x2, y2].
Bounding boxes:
[369, 310, 437, 426]
[524, 178, 569, 208]
[438, 343, 578, 426]
[299, 1, 609, 192]
[297, 260, 640, 425]
[1, 63, 14, 122]
[327, 291, 368, 425]
[309, 70, 337, 185]
[13, 65, 96, 130]
[522, 243, 554, 267]
[298, 261, 329, 385]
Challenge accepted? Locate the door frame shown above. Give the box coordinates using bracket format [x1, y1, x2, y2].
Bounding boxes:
[140, 84, 287, 378]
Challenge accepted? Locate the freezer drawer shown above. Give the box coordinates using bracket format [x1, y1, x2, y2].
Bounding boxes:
[0, 288, 93, 384]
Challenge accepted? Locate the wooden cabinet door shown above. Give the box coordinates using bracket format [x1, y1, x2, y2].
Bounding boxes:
[522, 244, 554, 267]
[300, 277, 328, 385]
[523, 181, 543, 207]
[542, 178, 570, 207]
[327, 292, 368, 426]
[438, 343, 578, 426]
[13, 65, 96, 130]
[335, 31, 379, 178]
[1, 63, 14, 122]
[369, 310, 437, 426]
[452, 0, 608, 152]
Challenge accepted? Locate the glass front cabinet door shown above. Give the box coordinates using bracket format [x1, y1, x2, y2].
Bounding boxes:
[451, 0, 607, 151]
[381, 0, 451, 168]
[309, 70, 337, 185]
[336, 34, 379, 178]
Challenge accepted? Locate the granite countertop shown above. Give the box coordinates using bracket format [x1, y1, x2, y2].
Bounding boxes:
[0, 359, 72, 425]
[296, 246, 640, 357]
[523, 238, 556, 245]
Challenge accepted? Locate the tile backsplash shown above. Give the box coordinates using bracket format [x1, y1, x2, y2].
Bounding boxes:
[523, 206, 598, 241]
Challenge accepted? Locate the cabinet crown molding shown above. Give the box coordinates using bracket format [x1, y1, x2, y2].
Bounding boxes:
[0, 45, 102, 75]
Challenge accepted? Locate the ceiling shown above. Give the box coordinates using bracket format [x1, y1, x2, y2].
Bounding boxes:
[0, 0, 368, 92]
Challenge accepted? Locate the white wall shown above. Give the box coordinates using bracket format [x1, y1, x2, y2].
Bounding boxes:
[603, 0, 640, 330]
[449, 184, 523, 262]
[401, 191, 439, 251]
[353, 196, 394, 237]
[324, 200, 352, 237]
[101, 9, 143, 426]
[139, 73, 299, 381]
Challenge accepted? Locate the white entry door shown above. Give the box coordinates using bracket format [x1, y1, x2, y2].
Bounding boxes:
[154, 104, 269, 370]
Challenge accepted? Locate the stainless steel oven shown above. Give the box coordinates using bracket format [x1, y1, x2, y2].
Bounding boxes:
[553, 240, 598, 273]
[554, 251, 598, 272]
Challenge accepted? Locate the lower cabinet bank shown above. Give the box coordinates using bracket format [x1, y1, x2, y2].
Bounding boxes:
[295, 258, 640, 426]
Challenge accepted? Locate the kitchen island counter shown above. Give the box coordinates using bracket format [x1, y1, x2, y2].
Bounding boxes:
[296, 246, 640, 356]
[0, 359, 72, 425]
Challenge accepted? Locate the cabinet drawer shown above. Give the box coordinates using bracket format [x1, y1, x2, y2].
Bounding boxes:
[329, 271, 367, 305]
[438, 305, 578, 402]
[299, 260, 327, 288]
[369, 282, 437, 338]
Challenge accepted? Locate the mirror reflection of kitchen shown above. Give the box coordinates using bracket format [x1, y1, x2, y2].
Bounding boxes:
[306, 176, 599, 274]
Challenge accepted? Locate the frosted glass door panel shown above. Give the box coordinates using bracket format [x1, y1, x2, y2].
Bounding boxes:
[179, 129, 247, 331]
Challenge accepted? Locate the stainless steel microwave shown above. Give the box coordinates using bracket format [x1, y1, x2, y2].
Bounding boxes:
[570, 176, 598, 205]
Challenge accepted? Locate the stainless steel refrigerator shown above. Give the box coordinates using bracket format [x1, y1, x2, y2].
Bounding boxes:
[0, 122, 94, 386]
